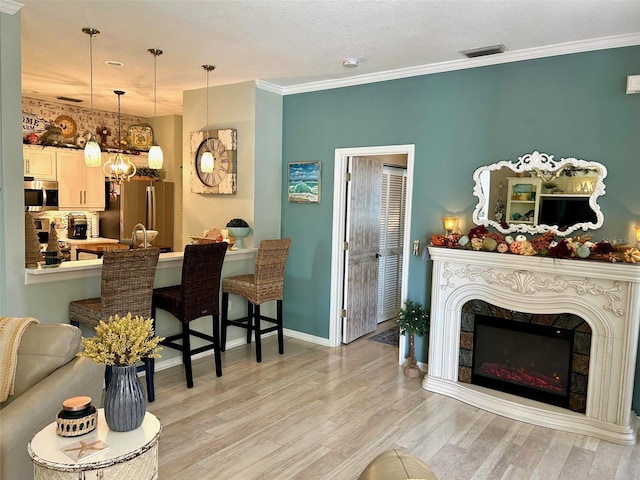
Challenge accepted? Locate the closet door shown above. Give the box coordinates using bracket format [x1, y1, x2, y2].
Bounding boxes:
[377, 166, 406, 323]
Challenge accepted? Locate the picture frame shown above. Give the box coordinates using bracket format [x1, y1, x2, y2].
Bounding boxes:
[288, 161, 321, 203]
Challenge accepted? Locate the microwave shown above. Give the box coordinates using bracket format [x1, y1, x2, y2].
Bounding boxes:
[24, 179, 59, 212]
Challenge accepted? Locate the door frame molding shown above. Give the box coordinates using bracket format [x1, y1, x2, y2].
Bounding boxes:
[329, 145, 415, 363]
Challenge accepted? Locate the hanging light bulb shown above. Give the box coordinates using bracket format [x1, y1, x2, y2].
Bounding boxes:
[103, 90, 136, 183]
[147, 48, 163, 169]
[201, 65, 215, 173]
[82, 27, 102, 167]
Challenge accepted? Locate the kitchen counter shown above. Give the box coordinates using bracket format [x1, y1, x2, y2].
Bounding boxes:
[24, 248, 257, 285]
[61, 237, 120, 261]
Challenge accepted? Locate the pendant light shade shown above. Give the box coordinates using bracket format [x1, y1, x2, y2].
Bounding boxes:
[147, 48, 163, 169]
[201, 65, 215, 173]
[84, 140, 102, 167]
[82, 27, 102, 167]
[201, 151, 214, 173]
[148, 145, 163, 169]
[104, 90, 136, 183]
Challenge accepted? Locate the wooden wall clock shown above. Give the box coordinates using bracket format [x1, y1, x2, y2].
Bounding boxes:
[190, 129, 237, 194]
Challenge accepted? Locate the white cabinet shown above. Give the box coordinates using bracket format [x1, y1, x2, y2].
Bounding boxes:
[505, 177, 541, 225]
[23, 145, 57, 180]
[56, 150, 106, 210]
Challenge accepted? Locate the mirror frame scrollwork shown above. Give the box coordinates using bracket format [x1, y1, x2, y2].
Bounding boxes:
[472, 151, 607, 236]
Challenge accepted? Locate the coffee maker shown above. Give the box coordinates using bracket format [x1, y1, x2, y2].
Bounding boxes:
[68, 213, 88, 239]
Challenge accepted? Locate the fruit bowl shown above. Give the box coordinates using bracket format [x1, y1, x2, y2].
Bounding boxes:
[133, 230, 158, 248]
[227, 227, 251, 249]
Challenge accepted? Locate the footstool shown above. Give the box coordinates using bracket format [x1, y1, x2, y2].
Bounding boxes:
[358, 449, 438, 480]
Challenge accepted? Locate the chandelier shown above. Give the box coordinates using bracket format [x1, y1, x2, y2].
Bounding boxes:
[103, 90, 136, 183]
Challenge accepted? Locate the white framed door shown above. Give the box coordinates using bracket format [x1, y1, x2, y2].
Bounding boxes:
[329, 145, 414, 362]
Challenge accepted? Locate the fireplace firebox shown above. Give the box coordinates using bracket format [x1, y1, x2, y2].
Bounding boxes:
[471, 314, 573, 409]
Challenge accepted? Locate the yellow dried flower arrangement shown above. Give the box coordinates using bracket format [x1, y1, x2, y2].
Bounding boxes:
[78, 313, 164, 366]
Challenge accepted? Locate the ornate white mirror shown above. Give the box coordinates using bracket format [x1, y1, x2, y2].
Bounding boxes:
[472, 151, 606, 236]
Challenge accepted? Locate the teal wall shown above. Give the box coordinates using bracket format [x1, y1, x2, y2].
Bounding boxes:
[281, 46, 640, 406]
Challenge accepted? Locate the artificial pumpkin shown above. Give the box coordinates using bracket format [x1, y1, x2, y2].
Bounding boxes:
[623, 248, 640, 264]
[509, 241, 522, 254]
[431, 234, 447, 246]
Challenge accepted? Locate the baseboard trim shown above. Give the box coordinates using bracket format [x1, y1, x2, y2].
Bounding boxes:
[153, 329, 331, 372]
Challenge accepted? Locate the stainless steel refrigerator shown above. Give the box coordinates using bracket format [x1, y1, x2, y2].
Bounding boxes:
[99, 180, 174, 250]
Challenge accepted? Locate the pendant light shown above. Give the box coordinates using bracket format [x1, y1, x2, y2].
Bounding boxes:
[201, 65, 216, 173]
[103, 90, 137, 183]
[147, 48, 163, 169]
[82, 27, 102, 167]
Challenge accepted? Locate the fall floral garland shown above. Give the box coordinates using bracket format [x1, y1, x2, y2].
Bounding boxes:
[431, 225, 640, 264]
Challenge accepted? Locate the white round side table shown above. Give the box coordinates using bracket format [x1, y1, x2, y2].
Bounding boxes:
[28, 408, 162, 480]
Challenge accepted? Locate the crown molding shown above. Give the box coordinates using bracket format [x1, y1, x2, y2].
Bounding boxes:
[281, 32, 640, 96]
[256, 80, 284, 95]
[0, 0, 23, 14]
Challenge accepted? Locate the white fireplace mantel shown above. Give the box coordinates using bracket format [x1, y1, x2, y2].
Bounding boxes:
[424, 246, 640, 445]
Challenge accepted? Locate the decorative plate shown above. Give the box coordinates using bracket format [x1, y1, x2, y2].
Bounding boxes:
[54, 115, 77, 138]
[127, 125, 153, 151]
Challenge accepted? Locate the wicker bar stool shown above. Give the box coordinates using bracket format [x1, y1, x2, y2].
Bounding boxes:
[221, 238, 291, 362]
[151, 242, 227, 388]
[69, 248, 161, 401]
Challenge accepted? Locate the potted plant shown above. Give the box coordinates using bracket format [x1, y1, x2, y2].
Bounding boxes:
[396, 300, 429, 378]
[226, 218, 252, 249]
[78, 313, 164, 431]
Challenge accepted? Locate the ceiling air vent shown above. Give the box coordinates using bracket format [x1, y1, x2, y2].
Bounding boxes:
[460, 44, 507, 59]
[56, 96, 83, 103]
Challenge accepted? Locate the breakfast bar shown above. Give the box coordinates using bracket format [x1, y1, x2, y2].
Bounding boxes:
[24, 248, 257, 285]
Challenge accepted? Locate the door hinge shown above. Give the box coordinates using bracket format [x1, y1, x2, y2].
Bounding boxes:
[339, 309, 347, 318]
[343, 241, 349, 250]
[344, 172, 351, 182]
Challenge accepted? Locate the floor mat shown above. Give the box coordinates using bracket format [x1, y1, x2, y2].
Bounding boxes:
[368, 327, 399, 346]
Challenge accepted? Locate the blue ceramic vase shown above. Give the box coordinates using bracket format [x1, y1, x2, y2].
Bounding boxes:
[104, 365, 146, 432]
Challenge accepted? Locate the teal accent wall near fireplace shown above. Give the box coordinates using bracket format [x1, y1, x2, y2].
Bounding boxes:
[281, 45, 640, 409]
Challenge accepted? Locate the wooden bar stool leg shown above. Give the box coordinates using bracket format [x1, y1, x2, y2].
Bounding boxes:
[212, 315, 222, 377]
[277, 299, 284, 355]
[145, 358, 155, 402]
[255, 304, 262, 362]
[221, 292, 229, 352]
[182, 323, 194, 388]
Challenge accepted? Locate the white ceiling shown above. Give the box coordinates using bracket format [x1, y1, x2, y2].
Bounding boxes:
[16, 0, 640, 118]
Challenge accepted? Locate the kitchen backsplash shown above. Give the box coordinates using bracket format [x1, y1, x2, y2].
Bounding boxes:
[36, 211, 100, 239]
[22, 96, 148, 151]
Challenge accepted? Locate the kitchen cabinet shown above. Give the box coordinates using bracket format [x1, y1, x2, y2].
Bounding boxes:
[23, 145, 57, 180]
[505, 177, 541, 225]
[56, 150, 106, 210]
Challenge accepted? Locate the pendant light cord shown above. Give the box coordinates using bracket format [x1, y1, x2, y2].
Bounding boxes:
[154, 53, 157, 135]
[206, 68, 209, 138]
[90, 33, 94, 115]
[202, 65, 215, 138]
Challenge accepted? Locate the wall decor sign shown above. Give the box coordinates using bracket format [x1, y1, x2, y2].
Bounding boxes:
[288, 161, 321, 203]
[22, 112, 48, 135]
[190, 129, 237, 194]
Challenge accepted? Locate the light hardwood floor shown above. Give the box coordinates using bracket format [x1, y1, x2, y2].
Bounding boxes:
[147, 326, 640, 480]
